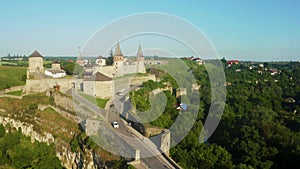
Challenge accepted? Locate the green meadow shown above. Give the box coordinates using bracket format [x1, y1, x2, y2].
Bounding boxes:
[0, 66, 27, 90]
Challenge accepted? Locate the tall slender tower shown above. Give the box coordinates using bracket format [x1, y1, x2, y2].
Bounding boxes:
[136, 43, 146, 73]
[136, 42, 145, 62]
[113, 42, 124, 76]
[77, 47, 84, 66]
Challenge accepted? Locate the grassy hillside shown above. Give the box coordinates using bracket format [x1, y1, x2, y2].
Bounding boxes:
[0, 125, 63, 169]
[0, 66, 26, 90]
[0, 92, 125, 167]
[0, 93, 79, 143]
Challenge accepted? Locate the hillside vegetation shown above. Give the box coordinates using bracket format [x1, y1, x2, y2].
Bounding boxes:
[0, 125, 62, 169]
[131, 60, 300, 169]
[0, 91, 129, 168]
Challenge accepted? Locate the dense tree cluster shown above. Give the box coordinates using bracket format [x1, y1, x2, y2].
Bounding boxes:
[131, 60, 300, 169]
[172, 60, 300, 169]
[130, 80, 179, 128]
[0, 125, 62, 169]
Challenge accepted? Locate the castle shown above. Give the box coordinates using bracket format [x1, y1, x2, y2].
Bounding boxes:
[92, 42, 146, 78]
[24, 43, 154, 99]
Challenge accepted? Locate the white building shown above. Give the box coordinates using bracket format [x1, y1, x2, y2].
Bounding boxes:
[45, 69, 66, 78]
[45, 61, 66, 78]
[95, 56, 106, 66]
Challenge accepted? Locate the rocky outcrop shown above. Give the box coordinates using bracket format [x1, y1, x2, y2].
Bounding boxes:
[0, 115, 107, 169]
[0, 116, 54, 144]
[52, 92, 74, 112]
[56, 143, 104, 169]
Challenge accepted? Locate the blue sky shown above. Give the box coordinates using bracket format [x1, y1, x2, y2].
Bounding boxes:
[0, 0, 299, 61]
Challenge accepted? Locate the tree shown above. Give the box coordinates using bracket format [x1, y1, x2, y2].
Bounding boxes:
[64, 62, 75, 75]
[0, 131, 62, 168]
[106, 50, 114, 65]
[73, 64, 84, 78]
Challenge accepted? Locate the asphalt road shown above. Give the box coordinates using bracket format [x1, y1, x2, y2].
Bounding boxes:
[110, 77, 176, 168]
[107, 104, 174, 169]
[72, 77, 177, 169]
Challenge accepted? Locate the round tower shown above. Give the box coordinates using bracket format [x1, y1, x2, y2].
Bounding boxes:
[27, 50, 45, 79]
[51, 61, 61, 70]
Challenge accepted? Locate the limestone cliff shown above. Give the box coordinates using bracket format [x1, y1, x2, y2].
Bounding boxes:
[0, 115, 109, 169]
[0, 91, 122, 169]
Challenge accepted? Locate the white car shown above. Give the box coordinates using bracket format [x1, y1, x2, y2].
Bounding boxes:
[112, 121, 119, 128]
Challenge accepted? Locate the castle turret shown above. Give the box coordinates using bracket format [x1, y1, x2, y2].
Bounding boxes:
[113, 42, 124, 62]
[136, 43, 146, 73]
[113, 42, 124, 76]
[77, 47, 84, 66]
[51, 61, 61, 70]
[136, 43, 144, 62]
[27, 50, 45, 79]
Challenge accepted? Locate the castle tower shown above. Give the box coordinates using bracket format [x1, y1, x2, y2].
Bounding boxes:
[77, 47, 84, 66]
[51, 61, 61, 70]
[113, 41, 124, 62]
[136, 43, 146, 73]
[27, 50, 45, 79]
[113, 42, 124, 76]
[136, 43, 145, 62]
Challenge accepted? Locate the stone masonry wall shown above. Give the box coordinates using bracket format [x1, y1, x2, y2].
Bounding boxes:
[25, 79, 83, 94]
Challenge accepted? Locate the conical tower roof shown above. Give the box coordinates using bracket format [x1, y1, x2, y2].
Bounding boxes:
[136, 44, 144, 58]
[114, 42, 123, 56]
[29, 50, 43, 58]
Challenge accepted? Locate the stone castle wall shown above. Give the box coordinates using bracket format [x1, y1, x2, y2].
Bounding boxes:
[25, 79, 83, 94]
[83, 80, 114, 99]
[93, 66, 115, 78]
[121, 63, 146, 76]
[94, 81, 114, 99]
[0, 85, 25, 93]
[129, 74, 156, 86]
[122, 64, 138, 75]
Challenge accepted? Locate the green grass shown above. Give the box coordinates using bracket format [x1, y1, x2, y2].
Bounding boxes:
[78, 91, 109, 109]
[37, 107, 80, 142]
[0, 66, 26, 90]
[96, 98, 109, 109]
[4, 90, 23, 96]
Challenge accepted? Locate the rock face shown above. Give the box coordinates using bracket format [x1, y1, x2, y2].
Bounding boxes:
[0, 115, 107, 169]
[52, 92, 74, 112]
[0, 116, 54, 144]
[56, 144, 104, 169]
